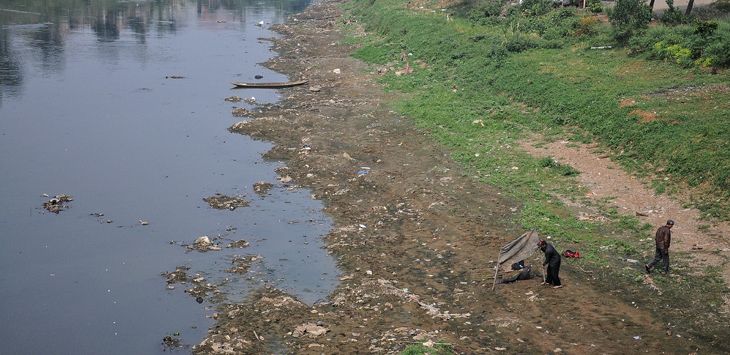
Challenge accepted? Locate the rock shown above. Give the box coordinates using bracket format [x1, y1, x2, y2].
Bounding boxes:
[309, 85, 321, 92]
[292, 323, 329, 338]
[254, 74, 263, 79]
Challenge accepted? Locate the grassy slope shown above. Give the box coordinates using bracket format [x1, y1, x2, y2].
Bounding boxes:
[341, 0, 730, 351]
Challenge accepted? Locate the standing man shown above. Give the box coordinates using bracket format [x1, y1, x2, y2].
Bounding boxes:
[539, 240, 562, 288]
[645, 220, 674, 274]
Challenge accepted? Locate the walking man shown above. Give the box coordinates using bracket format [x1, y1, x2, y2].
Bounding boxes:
[645, 220, 674, 274]
[539, 240, 562, 288]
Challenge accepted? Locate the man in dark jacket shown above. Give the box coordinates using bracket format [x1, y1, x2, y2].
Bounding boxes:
[645, 220, 674, 274]
[539, 240, 562, 288]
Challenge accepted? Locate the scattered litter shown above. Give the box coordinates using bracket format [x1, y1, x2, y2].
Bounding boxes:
[309, 85, 321, 92]
[139, 220, 149, 226]
[244, 97, 256, 104]
[633, 335, 641, 340]
[42, 194, 73, 213]
[254, 75, 263, 79]
[590, 46, 612, 50]
[332, 68, 341, 74]
[256, 20, 264, 26]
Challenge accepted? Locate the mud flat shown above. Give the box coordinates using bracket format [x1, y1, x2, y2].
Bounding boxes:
[194, 0, 713, 353]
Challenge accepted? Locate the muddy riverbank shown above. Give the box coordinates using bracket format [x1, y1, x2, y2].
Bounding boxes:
[194, 0, 720, 353]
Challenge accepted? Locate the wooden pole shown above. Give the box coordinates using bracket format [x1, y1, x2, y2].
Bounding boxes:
[491, 264, 500, 291]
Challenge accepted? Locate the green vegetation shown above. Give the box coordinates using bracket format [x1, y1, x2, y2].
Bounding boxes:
[401, 342, 455, 355]
[341, 0, 730, 350]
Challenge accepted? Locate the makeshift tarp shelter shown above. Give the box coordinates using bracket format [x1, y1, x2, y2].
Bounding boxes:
[492, 230, 541, 290]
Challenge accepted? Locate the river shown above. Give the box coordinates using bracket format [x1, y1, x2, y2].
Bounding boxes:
[0, 0, 338, 353]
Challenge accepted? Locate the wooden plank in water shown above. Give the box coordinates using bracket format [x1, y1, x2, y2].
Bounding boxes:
[231, 80, 308, 89]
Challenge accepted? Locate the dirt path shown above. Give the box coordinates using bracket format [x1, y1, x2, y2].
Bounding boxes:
[521, 139, 730, 286]
[193, 1, 716, 353]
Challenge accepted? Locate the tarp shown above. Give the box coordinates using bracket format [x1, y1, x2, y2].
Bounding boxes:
[492, 230, 540, 290]
[497, 230, 540, 272]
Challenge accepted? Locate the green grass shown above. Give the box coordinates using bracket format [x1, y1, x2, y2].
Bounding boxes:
[401, 342, 455, 355]
[341, 0, 730, 351]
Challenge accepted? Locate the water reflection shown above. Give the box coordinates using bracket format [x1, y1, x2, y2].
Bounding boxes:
[0, 0, 309, 104]
[0, 0, 339, 353]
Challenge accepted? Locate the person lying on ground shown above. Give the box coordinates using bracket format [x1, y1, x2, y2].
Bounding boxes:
[499, 264, 533, 284]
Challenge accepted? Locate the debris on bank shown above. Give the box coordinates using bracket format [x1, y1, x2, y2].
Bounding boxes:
[204, 194, 249, 210]
[232, 107, 249, 117]
[42, 194, 73, 213]
[292, 323, 329, 338]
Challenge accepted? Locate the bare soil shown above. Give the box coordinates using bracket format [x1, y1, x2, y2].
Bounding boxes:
[193, 1, 724, 353]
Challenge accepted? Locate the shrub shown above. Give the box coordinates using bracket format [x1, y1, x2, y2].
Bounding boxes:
[660, 0, 690, 25]
[652, 41, 694, 66]
[609, 0, 652, 44]
[468, 0, 506, 23]
[705, 36, 730, 68]
[589, 0, 603, 13]
[520, 0, 555, 16]
[576, 15, 600, 36]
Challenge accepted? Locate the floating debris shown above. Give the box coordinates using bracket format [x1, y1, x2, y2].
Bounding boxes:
[253, 181, 273, 196]
[42, 194, 73, 213]
[190, 235, 222, 252]
[227, 240, 250, 248]
[163, 266, 190, 284]
[225, 255, 261, 274]
[203, 194, 249, 210]
[224, 96, 242, 102]
[165, 75, 185, 79]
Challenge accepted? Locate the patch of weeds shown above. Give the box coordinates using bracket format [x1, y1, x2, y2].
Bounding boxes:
[652, 180, 666, 194]
[401, 342, 455, 355]
[539, 157, 580, 176]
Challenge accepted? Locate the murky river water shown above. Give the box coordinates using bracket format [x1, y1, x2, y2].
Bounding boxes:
[0, 0, 339, 353]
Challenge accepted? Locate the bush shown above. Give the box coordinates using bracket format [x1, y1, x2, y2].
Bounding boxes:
[588, 0, 603, 13]
[652, 41, 694, 66]
[609, 0, 652, 44]
[520, 0, 555, 16]
[468, 0, 506, 23]
[576, 15, 600, 36]
[705, 36, 730, 67]
[660, 0, 690, 25]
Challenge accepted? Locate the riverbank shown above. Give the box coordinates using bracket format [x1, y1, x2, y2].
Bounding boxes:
[193, 0, 729, 353]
